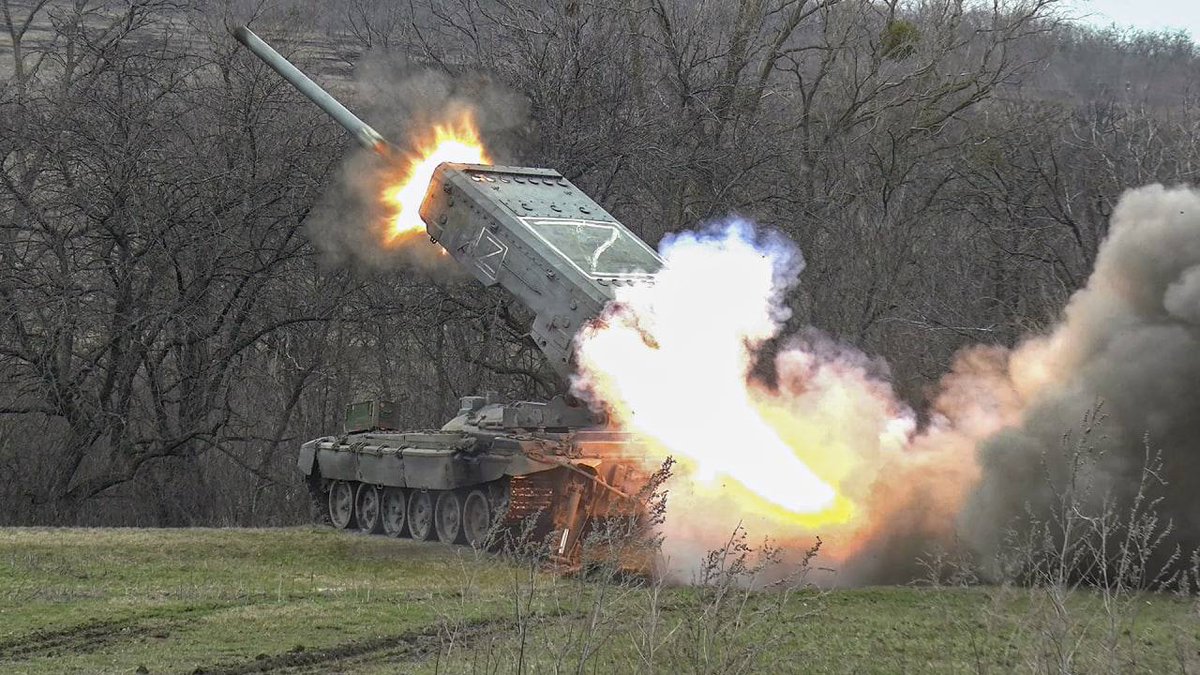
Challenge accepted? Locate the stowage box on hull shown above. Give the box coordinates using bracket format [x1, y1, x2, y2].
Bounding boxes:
[300, 431, 550, 491]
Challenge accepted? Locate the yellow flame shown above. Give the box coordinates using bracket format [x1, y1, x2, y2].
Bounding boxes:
[382, 112, 490, 245]
[574, 230, 843, 521]
[572, 225, 1001, 571]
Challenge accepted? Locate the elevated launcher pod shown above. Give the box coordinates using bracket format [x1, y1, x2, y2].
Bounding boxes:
[419, 163, 664, 376]
[234, 23, 667, 364]
[234, 24, 665, 567]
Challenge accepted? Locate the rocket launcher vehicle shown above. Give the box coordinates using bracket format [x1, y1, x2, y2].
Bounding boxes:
[234, 26, 663, 566]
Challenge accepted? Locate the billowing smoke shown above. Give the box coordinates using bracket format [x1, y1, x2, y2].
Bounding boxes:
[572, 184, 1200, 585]
[960, 184, 1200, 571]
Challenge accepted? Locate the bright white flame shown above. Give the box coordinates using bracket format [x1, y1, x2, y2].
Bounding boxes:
[571, 218, 1016, 577]
[574, 221, 836, 514]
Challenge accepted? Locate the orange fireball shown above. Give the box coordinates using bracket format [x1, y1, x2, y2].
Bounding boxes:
[382, 111, 490, 245]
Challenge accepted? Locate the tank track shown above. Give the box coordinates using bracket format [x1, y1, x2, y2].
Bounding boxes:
[312, 470, 572, 551]
[310, 470, 654, 575]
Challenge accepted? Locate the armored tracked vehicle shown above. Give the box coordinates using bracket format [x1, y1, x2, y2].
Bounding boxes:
[304, 396, 650, 562]
[235, 27, 664, 563]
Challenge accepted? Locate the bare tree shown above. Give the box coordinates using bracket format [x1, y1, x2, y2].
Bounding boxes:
[3, 0, 1198, 525]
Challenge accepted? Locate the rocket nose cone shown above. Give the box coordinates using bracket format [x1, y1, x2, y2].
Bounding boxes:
[232, 25, 254, 46]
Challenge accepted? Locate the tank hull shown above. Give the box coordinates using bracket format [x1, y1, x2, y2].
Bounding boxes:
[299, 418, 651, 566]
[300, 432, 524, 490]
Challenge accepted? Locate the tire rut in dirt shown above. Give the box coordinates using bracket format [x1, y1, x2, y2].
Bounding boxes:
[190, 618, 516, 674]
[0, 602, 251, 662]
[0, 618, 155, 661]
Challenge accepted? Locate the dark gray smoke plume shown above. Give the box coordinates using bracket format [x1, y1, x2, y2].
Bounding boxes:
[961, 184, 1200, 570]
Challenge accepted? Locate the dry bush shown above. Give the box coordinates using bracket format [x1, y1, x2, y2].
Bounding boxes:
[920, 406, 1199, 674]
[427, 459, 826, 673]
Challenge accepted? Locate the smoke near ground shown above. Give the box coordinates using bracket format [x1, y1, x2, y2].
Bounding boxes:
[959, 184, 1200, 572]
[573, 184, 1200, 585]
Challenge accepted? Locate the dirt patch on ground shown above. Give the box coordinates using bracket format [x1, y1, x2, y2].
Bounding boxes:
[0, 602, 249, 663]
[0, 617, 159, 661]
[190, 617, 525, 674]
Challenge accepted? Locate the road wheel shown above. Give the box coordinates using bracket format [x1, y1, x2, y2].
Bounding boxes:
[462, 490, 492, 549]
[381, 487, 408, 537]
[408, 490, 434, 541]
[328, 481, 356, 530]
[435, 490, 464, 544]
[355, 484, 382, 534]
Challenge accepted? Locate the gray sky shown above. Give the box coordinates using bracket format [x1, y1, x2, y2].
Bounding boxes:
[1068, 0, 1200, 39]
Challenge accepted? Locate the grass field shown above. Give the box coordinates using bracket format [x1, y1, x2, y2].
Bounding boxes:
[1, 527, 1196, 673]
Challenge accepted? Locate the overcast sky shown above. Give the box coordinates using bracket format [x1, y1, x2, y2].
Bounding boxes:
[1068, 0, 1200, 39]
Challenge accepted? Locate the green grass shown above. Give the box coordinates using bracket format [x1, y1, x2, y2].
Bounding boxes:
[0, 527, 1196, 673]
[0, 527, 518, 673]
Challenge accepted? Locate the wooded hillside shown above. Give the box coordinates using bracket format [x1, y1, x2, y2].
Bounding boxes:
[2, 0, 1197, 526]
